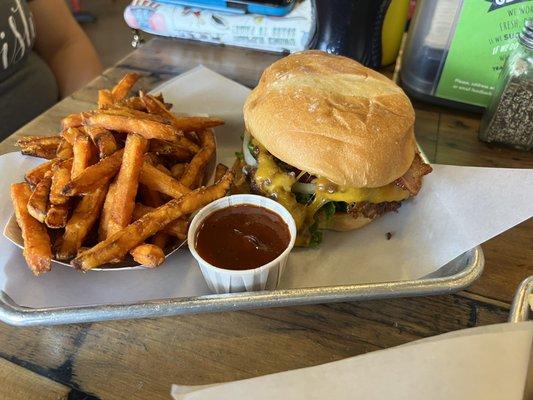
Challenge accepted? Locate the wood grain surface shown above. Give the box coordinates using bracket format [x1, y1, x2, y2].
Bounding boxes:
[0, 38, 530, 399]
[0, 358, 70, 400]
[0, 296, 508, 400]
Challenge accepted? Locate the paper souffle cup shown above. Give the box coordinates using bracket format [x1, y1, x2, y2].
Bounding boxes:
[188, 194, 297, 294]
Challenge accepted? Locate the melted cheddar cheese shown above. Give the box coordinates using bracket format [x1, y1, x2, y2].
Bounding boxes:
[251, 141, 410, 245]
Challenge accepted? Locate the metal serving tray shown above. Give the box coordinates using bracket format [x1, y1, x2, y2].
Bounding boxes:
[0, 247, 483, 326]
[509, 276, 533, 323]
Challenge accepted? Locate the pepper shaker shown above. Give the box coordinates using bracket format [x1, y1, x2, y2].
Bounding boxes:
[479, 20, 533, 151]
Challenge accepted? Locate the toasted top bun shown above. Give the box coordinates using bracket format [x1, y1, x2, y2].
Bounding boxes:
[243, 50, 416, 188]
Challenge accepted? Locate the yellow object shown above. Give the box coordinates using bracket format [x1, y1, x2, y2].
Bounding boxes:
[381, 0, 410, 66]
[253, 141, 410, 233]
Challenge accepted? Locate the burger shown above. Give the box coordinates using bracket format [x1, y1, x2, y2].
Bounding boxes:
[242, 51, 432, 246]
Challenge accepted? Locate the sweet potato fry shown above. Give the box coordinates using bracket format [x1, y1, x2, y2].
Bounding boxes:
[103, 107, 170, 123]
[170, 163, 187, 179]
[149, 139, 195, 160]
[155, 163, 172, 176]
[98, 181, 117, 241]
[111, 72, 140, 102]
[61, 149, 124, 196]
[71, 129, 95, 178]
[11, 182, 52, 275]
[46, 158, 73, 228]
[82, 112, 181, 142]
[17, 136, 62, 148]
[56, 138, 73, 159]
[72, 169, 234, 270]
[139, 160, 191, 199]
[98, 89, 114, 109]
[61, 127, 77, 145]
[138, 180, 171, 253]
[106, 134, 147, 237]
[27, 171, 52, 223]
[132, 203, 189, 239]
[55, 185, 108, 260]
[49, 159, 73, 206]
[140, 92, 224, 132]
[25, 159, 56, 187]
[85, 126, 117, 158]
[214, 163, 229, 183]
[61, 113, 83, 130]
[130, 244, 165, 268]
[119, 96, 145, 111]
[151, 232, 169, 249]
[180, 130, 216, 189]
[19, 142, 59, 159]
[44, 204, 69, 229]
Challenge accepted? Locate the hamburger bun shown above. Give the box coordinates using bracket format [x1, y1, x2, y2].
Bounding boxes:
[243, 50, 417, 188]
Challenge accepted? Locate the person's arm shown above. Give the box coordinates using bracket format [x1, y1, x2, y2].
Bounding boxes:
[30, 0, 103, 98]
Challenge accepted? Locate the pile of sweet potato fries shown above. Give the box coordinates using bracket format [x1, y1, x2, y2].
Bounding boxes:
[10, 73, 234, 275]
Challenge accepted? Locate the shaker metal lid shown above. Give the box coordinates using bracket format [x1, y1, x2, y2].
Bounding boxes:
[519, 19, 533, 49]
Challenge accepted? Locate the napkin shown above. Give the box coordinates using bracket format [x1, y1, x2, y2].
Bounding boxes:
[171, 322, 533, 400]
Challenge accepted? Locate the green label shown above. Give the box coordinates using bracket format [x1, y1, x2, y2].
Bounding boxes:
[436, 0, 532, 107]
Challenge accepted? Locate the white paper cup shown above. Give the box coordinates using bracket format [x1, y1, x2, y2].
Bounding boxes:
[188, 194, 297, 293]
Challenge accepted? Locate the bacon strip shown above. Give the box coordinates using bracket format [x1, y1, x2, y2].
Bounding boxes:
[394, 153, 432, 196]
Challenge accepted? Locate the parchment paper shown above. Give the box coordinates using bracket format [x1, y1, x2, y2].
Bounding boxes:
[171, 322, 533, 400]
[1, 66, 532, 308]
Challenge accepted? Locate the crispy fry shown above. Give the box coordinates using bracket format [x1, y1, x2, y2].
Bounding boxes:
[55, 185, 108, 260]
[138, 178, 171, 251]
[16, 136, 62, 147]
[140, 92, 224, 132]
[119, 96, 145, 111]
[56, 138, 73, 159]
[46, 159, 73, 228]
[71, 129, 95, 179]
[98, 89, 114, 109]
[180, 130, 216, 189]
[73, 169, 233, 270]
[149, 139, 195, 160]
[151, 232, 169, 249]
[25, 159, 56, 187]
[104, 107, 170, 123]
[111, 72, 140, 102]
[27, 171, 52, 223]
[49, 159, 72, 206]
[98, 181, 117, 241]
[130, 244, 165, 268]
[107, 134, 147, 237]
[155, 163, 171, 176]
[61, 113, 83, 130]
[133, 203, 189, 239]
[11, 182, 52, 275]
[170, 163, 187, 179]
[19, 142, 59, 159]
[61, 127, 77, 145]
[45, 204, 69, 229]
[82, 112, 181, 142]
[139, 160, 191, 199]
[84, 126, 117, 158]
[214, 163, 229, 183]
[61, 149, 124, 196]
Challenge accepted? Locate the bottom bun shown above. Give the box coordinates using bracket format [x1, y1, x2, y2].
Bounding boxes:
[318, 213, 373, 232]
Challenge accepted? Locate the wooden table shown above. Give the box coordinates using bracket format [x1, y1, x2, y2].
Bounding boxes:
[0, 39, 531, 400]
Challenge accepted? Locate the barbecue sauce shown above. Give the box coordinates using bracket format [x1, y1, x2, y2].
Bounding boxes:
[195, 205, 290, 270]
